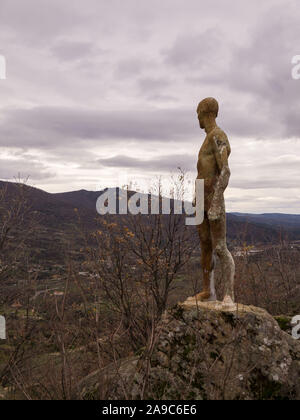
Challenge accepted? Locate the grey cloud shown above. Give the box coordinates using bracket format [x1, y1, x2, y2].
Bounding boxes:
[138, 77, 171, 93]
[284, 109, 300, 138]
[231, 179, 300, 190]
[163, 3, 300, 140]
[115, 58, 150, 78]
[0, 0, 299, 213]
[93, 154, 195, 171]
[264, 158, 300, 172]
[0, 0, 86, 45]
[224, 4, 300, 138]
[0, 158, 55, 181]
[51, 41, 95, 61]
[162, 29, 221, 69]
[226, 195, 300, 212]
[146, 94, 178, 103]
[0, 106, 198, 149]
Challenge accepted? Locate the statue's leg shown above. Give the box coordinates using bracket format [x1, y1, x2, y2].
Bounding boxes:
[195, 213, 215, 301]
[210, 211, 235, 302]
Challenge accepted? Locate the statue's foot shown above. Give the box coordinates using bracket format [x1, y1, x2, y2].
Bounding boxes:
[222, 295, 236, 308]
[187, 291, 211, 302]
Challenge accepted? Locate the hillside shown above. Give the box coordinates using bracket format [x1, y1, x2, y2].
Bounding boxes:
[1, 181, 300, 401]
[1, 181, 299, 251]
[232, 212, 300, 229]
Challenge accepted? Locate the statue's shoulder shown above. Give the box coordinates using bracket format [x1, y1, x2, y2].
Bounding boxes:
[209, 127, 228, 141]
[209, 127, 231, 155]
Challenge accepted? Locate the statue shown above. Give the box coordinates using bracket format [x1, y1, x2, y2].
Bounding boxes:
[192, 98, 235, 305]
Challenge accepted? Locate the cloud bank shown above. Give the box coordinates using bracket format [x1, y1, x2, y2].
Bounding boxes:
[0, 0, 299, 213]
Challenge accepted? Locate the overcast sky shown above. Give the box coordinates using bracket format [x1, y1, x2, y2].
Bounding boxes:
[0, 0, 300, 213]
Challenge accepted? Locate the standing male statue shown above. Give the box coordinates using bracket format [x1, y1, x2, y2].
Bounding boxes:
[193, 98, 235, 305]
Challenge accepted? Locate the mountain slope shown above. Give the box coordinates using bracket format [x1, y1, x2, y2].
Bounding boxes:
[1, 181, 299, 246]
[231, 212, 300, 229]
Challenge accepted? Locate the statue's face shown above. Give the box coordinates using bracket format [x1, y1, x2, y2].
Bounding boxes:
[197, 110, 205, 129]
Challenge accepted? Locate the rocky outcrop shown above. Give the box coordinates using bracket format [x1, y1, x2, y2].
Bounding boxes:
[79, 299, 300, 400]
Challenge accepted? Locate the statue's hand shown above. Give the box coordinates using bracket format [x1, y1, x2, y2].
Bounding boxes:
[208, 202, 222, 221]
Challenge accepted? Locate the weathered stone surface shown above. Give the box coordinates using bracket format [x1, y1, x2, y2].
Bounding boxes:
[195, 98, 235, 303]
[79, 299, 300, 400]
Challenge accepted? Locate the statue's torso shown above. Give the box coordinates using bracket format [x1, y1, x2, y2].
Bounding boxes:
[197, 127, 230, 210]
[197, 135, 218, 180]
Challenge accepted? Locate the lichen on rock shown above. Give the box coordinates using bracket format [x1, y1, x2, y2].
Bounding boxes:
[79, 299, 300, 400]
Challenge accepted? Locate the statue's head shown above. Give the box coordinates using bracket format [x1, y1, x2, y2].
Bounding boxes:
[197, 97, 219, 129]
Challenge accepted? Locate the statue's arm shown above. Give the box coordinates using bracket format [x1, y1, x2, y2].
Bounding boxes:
[208, 132, 231, 220]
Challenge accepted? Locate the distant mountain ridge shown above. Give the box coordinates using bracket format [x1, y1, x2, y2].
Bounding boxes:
[1, 181, 300, 245]
[231, 213, 300, 229]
